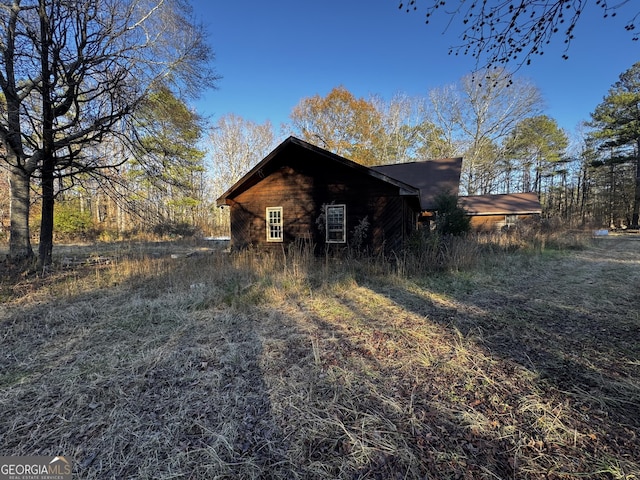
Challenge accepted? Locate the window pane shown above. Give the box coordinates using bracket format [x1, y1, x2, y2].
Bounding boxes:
[326, 205, 345, 243]
[266, 207, 283, 241]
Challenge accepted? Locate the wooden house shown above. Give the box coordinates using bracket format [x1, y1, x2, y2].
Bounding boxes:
[458, 193, 542, 231]
[216, 136, 463, 253]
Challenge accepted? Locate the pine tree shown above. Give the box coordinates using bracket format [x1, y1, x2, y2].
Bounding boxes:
[589, 62, 640, 227]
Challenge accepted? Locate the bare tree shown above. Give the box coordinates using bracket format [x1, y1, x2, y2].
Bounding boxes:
[209, 113, 276, 195]
[208, 114, 276, 236]
[0, 0, 218, 265]
[371, 93, 455, 164]
[399, 0, 639, 69]
[429, 70, 543, 194]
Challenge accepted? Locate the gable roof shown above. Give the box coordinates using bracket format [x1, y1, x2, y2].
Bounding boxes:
[216, 136, 420, 206]
[458, 192, 542, 215]
[372, 158, 463, 211]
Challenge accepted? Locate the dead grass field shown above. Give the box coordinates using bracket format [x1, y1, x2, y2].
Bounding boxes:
[0, 235, 638, 479]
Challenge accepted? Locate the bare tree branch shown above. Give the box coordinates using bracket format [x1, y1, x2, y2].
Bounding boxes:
[400, 0, 639, 69]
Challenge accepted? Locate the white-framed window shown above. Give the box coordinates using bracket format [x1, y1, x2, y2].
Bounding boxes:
[266, 207, 283, 242]
[326, 204, 346, 243]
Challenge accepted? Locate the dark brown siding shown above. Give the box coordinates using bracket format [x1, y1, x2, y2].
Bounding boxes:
[229, 200, 254, 248]
[228, 154, 418, 253]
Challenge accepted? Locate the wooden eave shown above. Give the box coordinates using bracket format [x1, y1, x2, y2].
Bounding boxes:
[465, 210, 542, 216]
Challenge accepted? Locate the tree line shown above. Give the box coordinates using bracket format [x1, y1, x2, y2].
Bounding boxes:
[209, 65, 640, 232]
[3, 63, 640, 263]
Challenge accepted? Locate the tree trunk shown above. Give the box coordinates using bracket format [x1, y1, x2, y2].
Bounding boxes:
[579, 162, 588, 226]
[633, 141, 640, 227]
[8, 164, 34, 262]
[38, 161, 55, 268]
[37, 0, 55, 269]
[609, 162, 616, 229]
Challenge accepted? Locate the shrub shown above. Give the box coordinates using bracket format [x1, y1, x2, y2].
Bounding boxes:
[350, 216, 370, 254]
[433, 192, 471, 236]
[53, 204, 99, 241]
[400, 229, 479, 274]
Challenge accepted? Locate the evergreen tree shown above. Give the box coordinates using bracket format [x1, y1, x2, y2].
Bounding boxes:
[434, 192, 470, 236]
[589, 62, 640, 227]
[129, 87, 208, 234]
[504, 115, 569, 195]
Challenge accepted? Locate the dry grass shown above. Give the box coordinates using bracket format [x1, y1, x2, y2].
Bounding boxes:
[0, 234, 639, 479]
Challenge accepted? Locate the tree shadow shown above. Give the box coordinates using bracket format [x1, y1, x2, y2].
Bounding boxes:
[359, 254, 640, 474]
[1, 243, 638, 479]
[278, 280, 518, 479]
[0, 256, 297, 479]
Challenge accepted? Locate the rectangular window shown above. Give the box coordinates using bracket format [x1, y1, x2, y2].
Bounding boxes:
[326, 204, 346, 243]
[266, 207, 283, 242]
[505, 214, 518, 226]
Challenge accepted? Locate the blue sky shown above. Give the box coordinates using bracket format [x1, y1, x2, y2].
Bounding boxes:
[191, 0, 638, 137]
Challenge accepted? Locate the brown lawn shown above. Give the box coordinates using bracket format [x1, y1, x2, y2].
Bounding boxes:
[1, 234, 638, 479]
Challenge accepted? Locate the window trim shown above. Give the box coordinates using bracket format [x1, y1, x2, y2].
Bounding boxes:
[325, 204, 346, 244]
[266, 206, 283, 242]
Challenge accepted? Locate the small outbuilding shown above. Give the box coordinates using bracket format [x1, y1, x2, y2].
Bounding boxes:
[458, 192, 542, 231]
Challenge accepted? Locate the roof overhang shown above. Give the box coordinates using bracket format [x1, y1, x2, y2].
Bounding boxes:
[372, 157, 463, 211]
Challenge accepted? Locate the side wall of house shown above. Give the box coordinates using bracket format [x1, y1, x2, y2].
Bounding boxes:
[229, 164, 317, 249]
[469, 213, 539, 231]
[228, 153, 417, 253]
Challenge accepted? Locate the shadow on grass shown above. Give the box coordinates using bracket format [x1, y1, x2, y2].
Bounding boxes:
[359, 245, 640, 476]
[292, 301, 517, 479]
[0, 255, 296, 479]
[1, 239, 639, 479]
